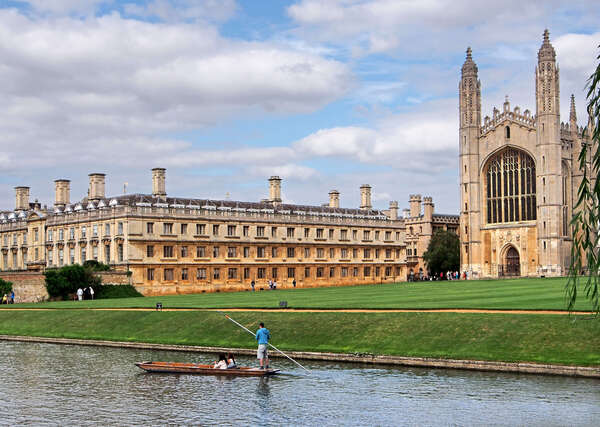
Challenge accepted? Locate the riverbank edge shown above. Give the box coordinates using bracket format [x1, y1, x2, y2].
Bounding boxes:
[2, 334, 599, 379]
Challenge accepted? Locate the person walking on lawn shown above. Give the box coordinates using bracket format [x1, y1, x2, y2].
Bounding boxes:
[255, 322, 271, 370]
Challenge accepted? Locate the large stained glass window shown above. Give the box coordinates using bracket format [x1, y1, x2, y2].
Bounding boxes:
[486, 148, 536, 224]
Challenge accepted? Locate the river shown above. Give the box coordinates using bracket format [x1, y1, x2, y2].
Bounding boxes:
[0, 341, 598, 426]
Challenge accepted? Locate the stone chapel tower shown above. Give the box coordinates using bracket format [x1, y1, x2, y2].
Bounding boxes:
[459, 30, 594, 279]
[535, 29, 563, 274]
[459, 47, 482, 275]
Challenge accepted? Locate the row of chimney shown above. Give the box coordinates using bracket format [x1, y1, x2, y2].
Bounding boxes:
[13, 168, 168, 211]
[267, 176, 401, 218]
[13, 170, 407, 219]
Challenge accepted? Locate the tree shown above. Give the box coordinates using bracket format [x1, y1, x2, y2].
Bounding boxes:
[44, 269, 72, 300]
[45, 264, 101, 299]
[83, 260, 110, 271]
[0, 278, 13, 297]
[567, 45, 600, 314]
[422, 230, 460, 276]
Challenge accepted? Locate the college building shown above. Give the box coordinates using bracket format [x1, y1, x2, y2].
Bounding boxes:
[459, 30, 594, 278]
[0, 169, 457, 295]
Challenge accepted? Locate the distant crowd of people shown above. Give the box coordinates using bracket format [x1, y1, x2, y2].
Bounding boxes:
[1, 291, 15, 304]
[250, 279, 296, 291]
[408, 271, 469, 282]
[76, 287, 94, 301]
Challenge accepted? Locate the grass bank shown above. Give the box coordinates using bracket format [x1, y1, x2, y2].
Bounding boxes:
[0, 310, 598, 366]
[6, 277, 594, 311]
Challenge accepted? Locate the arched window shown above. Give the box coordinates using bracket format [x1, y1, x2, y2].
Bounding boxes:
[505, 126, 510, 139]
[485, 148, 536, 224]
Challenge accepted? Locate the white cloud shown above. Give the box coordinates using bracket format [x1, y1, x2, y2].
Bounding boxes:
[248, 163, 319, 180]
[293, 101, 457, 170]
[554, 32, 600, 120]
[288, 0, 598, 55]
[0, 10, 351, 174]
[162, 147, 297, 168]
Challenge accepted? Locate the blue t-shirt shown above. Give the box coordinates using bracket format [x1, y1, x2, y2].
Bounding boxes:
[255, 328, 270, 344]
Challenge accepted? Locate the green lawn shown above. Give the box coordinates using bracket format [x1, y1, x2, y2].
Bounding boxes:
[4, 277, 594, 311]
[0, 310, 598, 366]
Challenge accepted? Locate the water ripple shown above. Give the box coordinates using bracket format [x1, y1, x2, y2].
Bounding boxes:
[1, 342, 599, 426]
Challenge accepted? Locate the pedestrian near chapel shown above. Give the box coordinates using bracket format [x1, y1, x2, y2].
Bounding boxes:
[256, 322, 270, 370]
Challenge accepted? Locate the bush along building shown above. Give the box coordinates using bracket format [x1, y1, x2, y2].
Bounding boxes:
[0, 169, 457, 295]
[459, 30, 594, 279]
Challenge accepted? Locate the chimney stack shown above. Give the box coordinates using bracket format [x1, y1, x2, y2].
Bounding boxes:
[152, 168, 167, 198]
[409, 194, 422, 217]
[402, 208, 410, 219]
[360, 184, 372, 210]
[54, 179, 71, 208]
[423, 196, 434, 220]
[329, 190, 340, 208]
[15, 186, 30, 211]
[388, 200, 399, 220]
[88, 173, 106, 201]
[269, 176, 282, 204]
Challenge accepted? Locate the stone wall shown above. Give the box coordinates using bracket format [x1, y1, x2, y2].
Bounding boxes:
[96, 271, 131, 285]
[0, 270, 131, 303]
[0, 272, 48, 303]
[134, 276, 398, 296]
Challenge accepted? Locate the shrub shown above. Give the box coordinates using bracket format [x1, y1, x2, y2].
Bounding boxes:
[95, 284, 142, 299]
[0, 278, 13, 297]
[45, 264, 101, 299]
[83, 260, 111, 271]
[44, 269, 72, 299]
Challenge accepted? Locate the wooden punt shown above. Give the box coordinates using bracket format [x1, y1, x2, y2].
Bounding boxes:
[135, 361, 280, 376]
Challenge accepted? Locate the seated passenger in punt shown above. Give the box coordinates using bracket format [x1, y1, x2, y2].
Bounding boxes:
[226, 353, 237, 369]
[213, 353, 228, 370]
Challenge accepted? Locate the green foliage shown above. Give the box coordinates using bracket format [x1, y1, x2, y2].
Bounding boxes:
[83, 260, 111, 271]
[44, 269, 72, 300]
[422, 230, 460, 275]
[567, 45, 600, 315]
[44, 264, 101, 299]
[95, 285, 142, 299]
[0, 278, 13, 296]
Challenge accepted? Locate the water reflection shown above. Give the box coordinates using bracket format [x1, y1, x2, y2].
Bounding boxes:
[1, 341, 599, 426]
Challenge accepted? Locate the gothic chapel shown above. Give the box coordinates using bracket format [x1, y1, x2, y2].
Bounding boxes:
[459, 30, 594, 278]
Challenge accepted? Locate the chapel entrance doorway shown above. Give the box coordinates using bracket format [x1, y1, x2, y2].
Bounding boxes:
[500, 246, 520, 277]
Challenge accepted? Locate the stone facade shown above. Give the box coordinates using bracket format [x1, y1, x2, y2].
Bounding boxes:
[459, 30, 594, 279]
[0, 169, 457, 295]
[402, 195, 459, 277]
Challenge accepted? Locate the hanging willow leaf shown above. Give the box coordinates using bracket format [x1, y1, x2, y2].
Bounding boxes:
[567, 46, 600, 315]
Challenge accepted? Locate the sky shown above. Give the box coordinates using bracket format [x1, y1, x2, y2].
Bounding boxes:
[0, 0, 598, 214]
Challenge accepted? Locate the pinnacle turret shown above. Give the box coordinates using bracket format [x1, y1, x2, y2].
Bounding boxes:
[570, 94, 577, 125]
[461, 47, 478, 77]
[538, 29, 556, 62]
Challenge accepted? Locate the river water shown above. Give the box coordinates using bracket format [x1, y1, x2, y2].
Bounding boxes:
[0, 341, 598, 426]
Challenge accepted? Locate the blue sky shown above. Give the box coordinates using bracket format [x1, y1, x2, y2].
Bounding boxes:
[0, 0, 598, 214]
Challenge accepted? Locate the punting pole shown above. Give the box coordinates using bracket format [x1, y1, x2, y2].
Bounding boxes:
[217, 311, 311, 373]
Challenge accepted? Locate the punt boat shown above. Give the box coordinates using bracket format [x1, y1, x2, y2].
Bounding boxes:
[135, 361, 280, 376]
